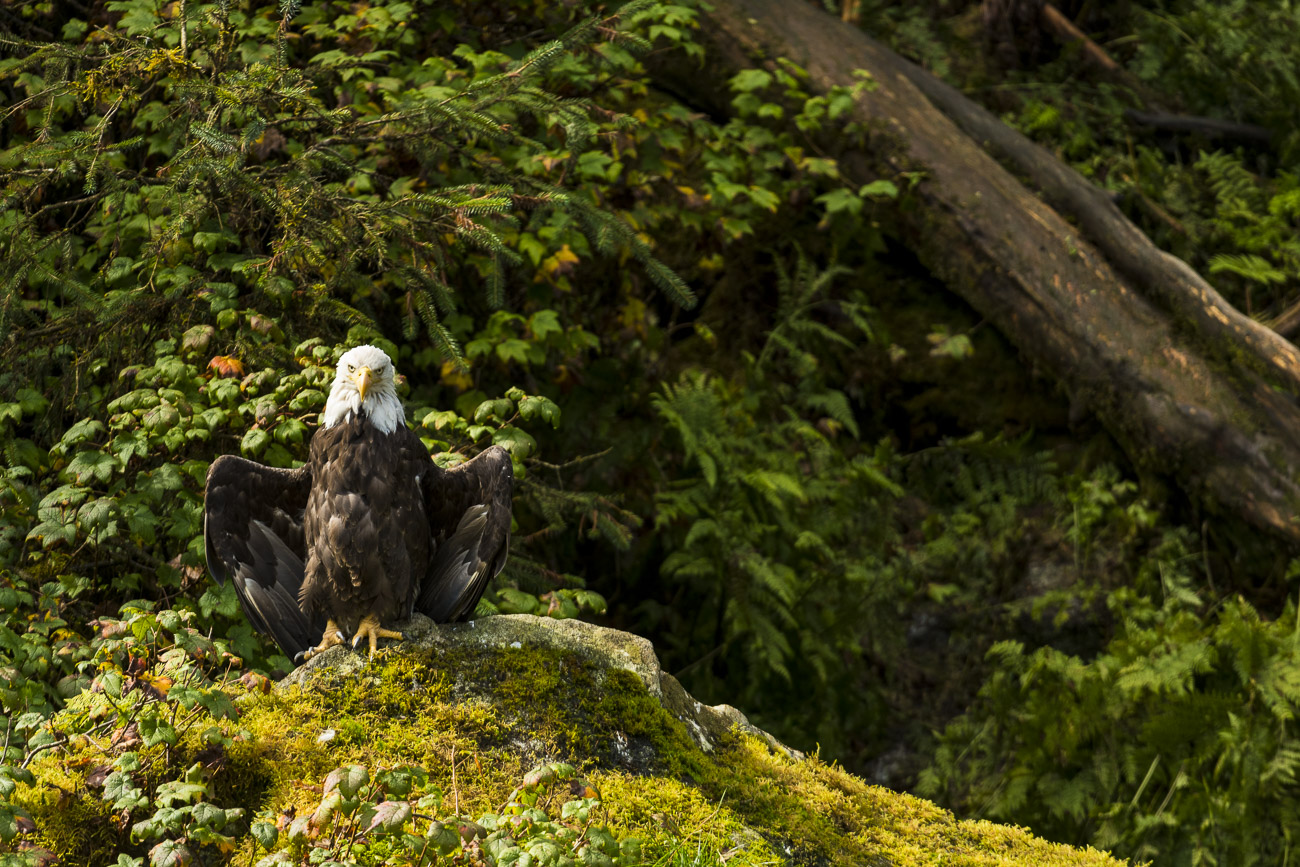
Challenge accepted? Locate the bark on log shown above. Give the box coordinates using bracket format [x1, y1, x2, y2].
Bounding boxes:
[652, 0, 1300, 545]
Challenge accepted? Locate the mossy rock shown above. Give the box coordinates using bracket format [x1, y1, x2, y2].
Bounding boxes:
[18, 614, 1130, 866]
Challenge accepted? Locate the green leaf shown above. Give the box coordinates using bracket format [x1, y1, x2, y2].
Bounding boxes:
[273, 418, 308, 446]
[0, 804, 21, 843]
[241, 428, 271, 457]
[181, 324, 215, 355]
[66, 450, 119, 484]
[323, 765, 369, 799]
[377, 766, 427, 799]
[1208, 253, 1287, 285]
[517, 395, 561, 428]
[815, 188, 863, 216]
[16, 388, 49, 416]
[104, 771, 147, 811]
[139, 715, 178, 748]
[366, 800, 412, 833]
[495, 339, 533, 365]
[474, 399, 515, 423]
[149, 839, 194, 867]
[492, 426, 537, 459]
[422, 410, 463, 431]
[730, 69, 773, 92]
[199, 690, 239, 721]
[251, 820, 278, 850]
[112, 430, 150, 465]
[312, 789, 345, 830]
[495, 588, 542, 615]
[859, 179, 899, 199]
[191, 801, 235, 830]
[199, 582, 240, 619]
[61, 418, 106, 447]
[527, 309, 562, 340]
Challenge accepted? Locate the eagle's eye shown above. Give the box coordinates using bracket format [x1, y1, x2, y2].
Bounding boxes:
[347, 364, 355, 373]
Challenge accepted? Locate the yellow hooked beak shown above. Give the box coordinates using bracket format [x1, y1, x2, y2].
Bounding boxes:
[352, 365, 374, 401]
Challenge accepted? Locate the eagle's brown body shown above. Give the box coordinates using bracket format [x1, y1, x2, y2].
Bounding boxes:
[203, 347, 512, 662]
[298, 415, 432, 635]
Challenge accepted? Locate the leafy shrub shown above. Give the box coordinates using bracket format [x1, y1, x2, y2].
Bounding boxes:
[919, 489, 1300, 865]
[0, 596, 647, 865]
[248, 760, 638, 867]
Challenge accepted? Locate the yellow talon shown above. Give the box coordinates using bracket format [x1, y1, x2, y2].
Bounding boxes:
[298, 619, 346, 662]
[351, 613, 404, 657]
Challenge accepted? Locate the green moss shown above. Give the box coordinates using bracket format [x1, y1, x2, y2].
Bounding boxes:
[15, 619, 1131, 866]
[19, 752, 119, 863]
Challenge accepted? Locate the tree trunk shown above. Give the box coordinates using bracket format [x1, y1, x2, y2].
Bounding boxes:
[651, 0, 1300, 546]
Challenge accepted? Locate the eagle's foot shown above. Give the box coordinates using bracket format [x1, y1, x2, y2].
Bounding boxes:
[351, 613, 404, 658]
[296, 619, 346, 663]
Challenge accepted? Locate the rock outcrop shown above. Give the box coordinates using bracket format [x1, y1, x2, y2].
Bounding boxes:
[265, 613, 1129, 867]
[15, 613, 1129, 865]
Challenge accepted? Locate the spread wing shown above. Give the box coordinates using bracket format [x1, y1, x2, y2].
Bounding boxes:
[416, 445, 514, 621]
[204, 455, 322, 658]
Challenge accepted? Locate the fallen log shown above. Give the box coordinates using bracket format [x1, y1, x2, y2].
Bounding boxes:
[651, 0, 1300, 545]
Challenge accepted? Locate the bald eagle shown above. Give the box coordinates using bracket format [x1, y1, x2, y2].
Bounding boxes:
[203, 345, 513, 661]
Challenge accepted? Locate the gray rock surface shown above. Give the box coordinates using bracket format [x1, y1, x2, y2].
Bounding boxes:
[282, 612, 804, 760]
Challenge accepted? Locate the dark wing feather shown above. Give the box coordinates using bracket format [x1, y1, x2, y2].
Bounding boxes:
[416, 445, 513, 621]
[204, 455, 321, 658]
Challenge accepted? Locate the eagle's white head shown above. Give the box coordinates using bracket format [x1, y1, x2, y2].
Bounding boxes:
[322, 345, 404, 434]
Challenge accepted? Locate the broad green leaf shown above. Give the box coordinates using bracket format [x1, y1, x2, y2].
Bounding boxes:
[104, 771, 147, 811]
[474, 398, 515, 423]
[139, 715, 178, 748]
[273, 418, 308, 446]
[312, 789, 345, 830]
[61, 418, 106, 447]
[199, 690, 239, 721]
[730, 68, 772, 92]
[199, 582, 240, 619]
[16, 388, 48, 416]
[323, 764, 369, 799]
[0, 804, 21, 843]
[148, 839, 194, 867]
[112, 430, 150, 465]
[492, 426, 536, 459]
[859, 179, 899, 199]
[527, 309, 562, 340]
[241, 428, 271, 457]
[190, 801, 233, 830]
[815, 188, 863, 216]
[376, 766, 427, 798]
[366, 800, 412, 833]
[495, 339, 532, 365]
[66, 450, 119, 484]
[517, 395, 561, 427]
[250, 820, 278, 850]
[423, 410, 464, 432]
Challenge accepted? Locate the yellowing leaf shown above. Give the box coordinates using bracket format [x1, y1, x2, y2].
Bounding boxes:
[207, 356, 244, 378]
[440, 360, 473, 391]
[540, 244, 580, 277]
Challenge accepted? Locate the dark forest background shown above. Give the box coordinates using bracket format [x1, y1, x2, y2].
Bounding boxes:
[5, 0, 1300, 863]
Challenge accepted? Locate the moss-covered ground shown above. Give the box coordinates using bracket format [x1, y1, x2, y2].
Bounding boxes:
[16, 618, 1133, 866]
